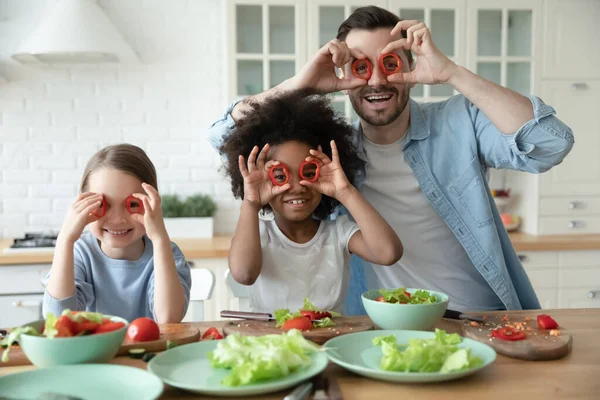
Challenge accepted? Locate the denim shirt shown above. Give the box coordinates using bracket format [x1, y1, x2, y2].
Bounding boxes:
[208, 94, 574, 314]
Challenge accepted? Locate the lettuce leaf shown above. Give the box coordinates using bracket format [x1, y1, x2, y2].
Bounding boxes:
[273, 309, 302, 328]
[373, 329, 482, 373]
[208, 329, 318, 386]
[312, 317, 334, 328]
[302, 298, 341, 317]
[1, 326, 40, 362]
[379, 287, 438, 304]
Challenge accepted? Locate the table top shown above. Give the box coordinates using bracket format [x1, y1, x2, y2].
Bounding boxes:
[1, 308, 599, 399]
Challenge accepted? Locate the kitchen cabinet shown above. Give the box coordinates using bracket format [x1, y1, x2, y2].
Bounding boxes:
[0, 264, 50, 328]
[518, 249, 600, 309]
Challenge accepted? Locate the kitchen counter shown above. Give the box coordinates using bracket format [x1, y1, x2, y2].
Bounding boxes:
[1, 308, 598, 398]
[2, 232, 600, 265]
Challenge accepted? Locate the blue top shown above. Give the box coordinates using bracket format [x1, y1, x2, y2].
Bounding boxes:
[42, 233, 192, 322]
[208, 94, 574, 314]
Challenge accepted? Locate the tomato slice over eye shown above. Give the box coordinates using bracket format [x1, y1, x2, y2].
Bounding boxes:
[91, 198, 107, 218]
[351, 58, 372, 80]
[126, 195, 144, 214]
[269, 164, 290, 186]
[379, 53, 402, 76]
[299, 161, 320, 182]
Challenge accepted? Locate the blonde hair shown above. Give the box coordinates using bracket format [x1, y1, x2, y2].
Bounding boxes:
[80, 144, 158, 192]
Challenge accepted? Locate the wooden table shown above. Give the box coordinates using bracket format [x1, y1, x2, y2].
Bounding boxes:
[1, 309, 599, 399]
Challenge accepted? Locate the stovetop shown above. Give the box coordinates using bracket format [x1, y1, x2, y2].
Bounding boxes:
[9, 232, 58, 249]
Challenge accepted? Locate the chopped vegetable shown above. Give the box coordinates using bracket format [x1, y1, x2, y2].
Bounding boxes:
[491, 326, 526, 341]
[201, 327, 224, 340]
[273, 309, 303, 328]
[166, 340, 178, 349]
[537, 314, 559, 330]
[128, 348, 146, 359]
[377, 288, 438, 304]
[208, 329, 318, 386]
[274, 298, 340, 330]
[0, 327, 39, 362]
[301, 298, 341, 318]
[142, 352, 156, 362]
[373, 329, 482, 373]
[282, 316, 312, 332]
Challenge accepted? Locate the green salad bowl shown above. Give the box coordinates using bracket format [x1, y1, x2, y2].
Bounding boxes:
[18, 316, 128, 368]
[362, 288, 449, 331]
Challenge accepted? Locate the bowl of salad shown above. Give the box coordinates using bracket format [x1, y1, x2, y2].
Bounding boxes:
[361, 288, 448, 331]
[1, 310, 128, 368]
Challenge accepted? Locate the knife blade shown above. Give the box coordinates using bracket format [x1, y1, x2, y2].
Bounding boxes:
[443, 309, 485, 323]
[220, 310, 325, 323]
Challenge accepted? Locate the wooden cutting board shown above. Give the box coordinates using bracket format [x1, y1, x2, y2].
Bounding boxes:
[0, 323, 200, 367]
[462, 313, 572, 361]
[222, 317, 374, 345]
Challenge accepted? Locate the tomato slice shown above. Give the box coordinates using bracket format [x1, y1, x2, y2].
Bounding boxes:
[201, 327, 224, 340]
[537, 314, 559, 330]
[55, 315, 74, 337]
[95, 321, 126, 334]
[299, 310, 331, 320]
[282, 316, 313, 332]
[491, 326, 526, 341]
[91, 198, 107, 218]
[126, 195, 144, 215]
[269, 164, 290, 186]
[72, 320, 101, 335]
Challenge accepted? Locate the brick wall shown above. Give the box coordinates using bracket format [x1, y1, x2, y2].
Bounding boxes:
[0, 0, 240, 237]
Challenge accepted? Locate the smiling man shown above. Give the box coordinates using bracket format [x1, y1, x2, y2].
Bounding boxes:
[209, 6, 574, 314]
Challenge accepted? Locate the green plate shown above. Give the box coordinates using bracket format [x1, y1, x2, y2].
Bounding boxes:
[0, 364, 163, 400]
[148, 340, 328, 397]
[323, 330, 496, 383]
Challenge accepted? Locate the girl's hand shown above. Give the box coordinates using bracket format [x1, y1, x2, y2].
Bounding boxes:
[239, 144, 290, 207]
[59, 192, 103, 243]
[131, 183, 169, 243]
[301, 140, 353, 199]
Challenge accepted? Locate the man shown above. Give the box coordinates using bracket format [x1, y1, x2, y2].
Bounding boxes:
[209, 6, 573, 314]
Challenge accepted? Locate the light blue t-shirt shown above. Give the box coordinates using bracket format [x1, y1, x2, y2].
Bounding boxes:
[42, 232, 192, 322]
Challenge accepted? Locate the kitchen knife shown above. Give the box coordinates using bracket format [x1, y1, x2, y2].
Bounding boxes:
[443, 309, 485, 323]
[220, 310, 325, 323]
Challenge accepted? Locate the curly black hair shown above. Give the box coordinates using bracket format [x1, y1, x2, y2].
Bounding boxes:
[219, 89, 363, 220]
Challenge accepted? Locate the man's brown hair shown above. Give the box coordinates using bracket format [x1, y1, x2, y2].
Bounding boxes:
[337, 5, 414, 65]
[80, 143, 158, 192]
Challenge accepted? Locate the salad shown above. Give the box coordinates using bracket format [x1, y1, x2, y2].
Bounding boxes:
[373, 329, 482, 373]
[375, 287, 438, 304]
[0, 310, 125, 362]
[274, 298, 340, 331]
[208, 329, 319, 386]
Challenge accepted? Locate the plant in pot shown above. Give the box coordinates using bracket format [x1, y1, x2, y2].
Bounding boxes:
[161, 194, 217, 238]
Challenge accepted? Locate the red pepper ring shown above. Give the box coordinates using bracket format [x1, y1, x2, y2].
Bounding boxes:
[268, 164, 290, 186]
[299, 161, 320, 183]
[126, 195, 145, 215]
[351, 58, 372, 80]
[90, 199, 107, 218]
[379, 53, 402, 76]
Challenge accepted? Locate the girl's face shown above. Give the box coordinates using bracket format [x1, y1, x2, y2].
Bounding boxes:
[268, 141, 322, 222]
[86, 168, 146, 251]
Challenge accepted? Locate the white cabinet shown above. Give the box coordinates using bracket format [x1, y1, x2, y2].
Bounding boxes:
[0, 264, 51, 328]
[517, 250, 600, 309]
[542, 0, 600, 79]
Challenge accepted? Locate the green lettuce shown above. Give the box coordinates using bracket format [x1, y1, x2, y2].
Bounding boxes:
[373, 329, 482, 373]
[208, 329, 318, 386]
[302, 298, 341, 317]
[1, 326, 40, 362]
[379, 287, 438, 304]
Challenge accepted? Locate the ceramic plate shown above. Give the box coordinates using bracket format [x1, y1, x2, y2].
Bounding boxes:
[322, 330, 496, 383]
[0, 364, 163, 400]
[148, 340, 328, 397]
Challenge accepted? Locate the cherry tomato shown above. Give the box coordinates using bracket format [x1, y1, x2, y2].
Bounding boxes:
[299, 310, 332, 320]
[95, 321, 126, 334]
[375, 296, 387, 302]
[282, 316, 313, 331]
[491, 326, 526, 341]
[126, 195, 144, 215]
[269, 164, 290, 186]
[201, 327, 223, 340]
[91, 198, 107, 218]
[299, 161, 320, 183]
[126, 317, 160, 342]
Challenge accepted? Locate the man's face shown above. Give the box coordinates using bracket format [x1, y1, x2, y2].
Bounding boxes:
[344, 28, 412, 127]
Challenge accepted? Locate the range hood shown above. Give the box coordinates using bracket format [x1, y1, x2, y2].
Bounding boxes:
[12, 0, 139, 64]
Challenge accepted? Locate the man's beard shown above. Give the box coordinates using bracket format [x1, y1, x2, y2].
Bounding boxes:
[349, 86, 409, 127]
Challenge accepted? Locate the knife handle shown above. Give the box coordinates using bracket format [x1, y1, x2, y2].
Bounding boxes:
[220, 310, 273, 320]
[443, 309, 463, 320]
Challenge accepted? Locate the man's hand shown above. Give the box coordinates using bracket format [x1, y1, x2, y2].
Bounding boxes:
[381, 20, 458, 85]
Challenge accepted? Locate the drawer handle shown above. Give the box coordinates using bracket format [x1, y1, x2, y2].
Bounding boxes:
[567, 220, 582, 229]
[588, 291, 599, 299]
[12, 300, 42, 308]
[517, 254, 528, 262]
[568, 202, 579, 210]
[571, 82, 588, 91]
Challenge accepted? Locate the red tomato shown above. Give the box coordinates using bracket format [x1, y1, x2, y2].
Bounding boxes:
[537, 314, 559, 330]
[201, 327, 223, 340]
[95, 321, 126, 334]
[491, 326, 526, 341]
[55, 315, 74, 337]
[299, 310, 332, 320]
[72, 320, 101, 335]
[375, 296, 387, 302]
[126, 317, 160, 342]
[404, 291, 411, 298]
[282, 316, 313, 332]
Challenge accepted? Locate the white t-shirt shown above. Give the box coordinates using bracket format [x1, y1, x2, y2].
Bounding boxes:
[248, 214, 359, 314]
[360, 135, 504, 311]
